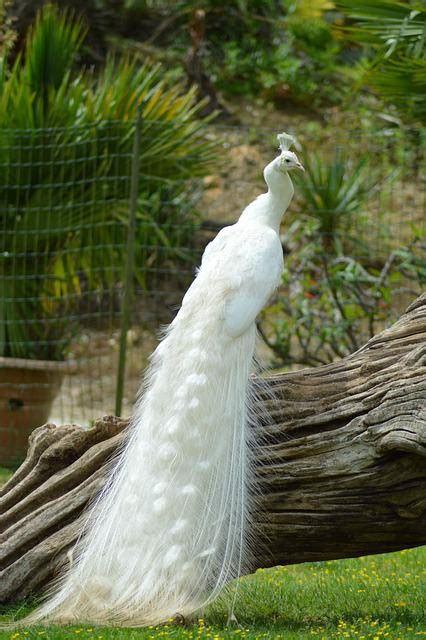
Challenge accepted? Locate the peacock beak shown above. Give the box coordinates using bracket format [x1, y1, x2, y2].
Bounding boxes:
[296, 161, 305, 172]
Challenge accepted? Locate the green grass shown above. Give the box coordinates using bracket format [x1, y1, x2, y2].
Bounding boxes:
[1, 547, 425, 639]
[0, 467, 13, 487]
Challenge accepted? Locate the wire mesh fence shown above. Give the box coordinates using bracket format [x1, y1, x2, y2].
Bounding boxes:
[0, 117, 424, 466]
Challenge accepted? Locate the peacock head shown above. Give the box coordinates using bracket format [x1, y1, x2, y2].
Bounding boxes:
[263, 131, 304, 189]
[277, 132, 304, 172]
[278, 150, 305, 173]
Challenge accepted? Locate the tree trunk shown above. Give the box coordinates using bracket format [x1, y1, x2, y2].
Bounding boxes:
[0, 295, 425, 603]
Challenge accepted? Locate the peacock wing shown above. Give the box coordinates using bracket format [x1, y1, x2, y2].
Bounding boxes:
[222, 226, 283, 338]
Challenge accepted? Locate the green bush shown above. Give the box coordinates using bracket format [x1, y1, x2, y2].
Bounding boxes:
[293, 149, 374, 254]
[215, 15, 344, 106]
[287, 15, 334, 50]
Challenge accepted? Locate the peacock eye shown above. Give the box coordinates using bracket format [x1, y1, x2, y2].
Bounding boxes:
[285, 159, 290, 163]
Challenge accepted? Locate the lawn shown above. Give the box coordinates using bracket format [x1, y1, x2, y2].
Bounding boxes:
[0, 468, 13, 487]
[1, 547, 424, 640]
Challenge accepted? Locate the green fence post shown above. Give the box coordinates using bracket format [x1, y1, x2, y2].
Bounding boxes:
[115, 109, 142, 416]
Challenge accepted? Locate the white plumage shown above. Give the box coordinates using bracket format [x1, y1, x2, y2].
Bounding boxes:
[21, 132, 303, 628]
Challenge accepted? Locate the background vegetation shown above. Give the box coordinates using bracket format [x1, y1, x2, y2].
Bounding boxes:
[0, 3, 216, 360]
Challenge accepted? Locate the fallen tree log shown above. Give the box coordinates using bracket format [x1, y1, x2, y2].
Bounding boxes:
[0, 295, 425, 603]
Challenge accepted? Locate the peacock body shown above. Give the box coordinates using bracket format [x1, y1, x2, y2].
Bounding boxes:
[20, 132, 303, 627]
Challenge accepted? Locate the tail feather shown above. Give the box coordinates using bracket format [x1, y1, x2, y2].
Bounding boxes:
[11, 290, 265, 628]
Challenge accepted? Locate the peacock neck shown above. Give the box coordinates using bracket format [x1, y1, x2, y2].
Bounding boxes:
[239, 171, 294, 234]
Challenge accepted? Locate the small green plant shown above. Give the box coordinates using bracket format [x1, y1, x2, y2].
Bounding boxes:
[294, 149, 374, 254]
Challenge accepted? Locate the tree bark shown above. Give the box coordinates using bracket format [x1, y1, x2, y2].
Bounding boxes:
[0, 295, 425, 603]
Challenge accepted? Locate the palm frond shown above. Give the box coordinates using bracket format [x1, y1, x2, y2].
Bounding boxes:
[336, 0, 425, 48]
[295, 151, 372, 251]
[336, 0, 426, 122]
[24, 4, 87, 109]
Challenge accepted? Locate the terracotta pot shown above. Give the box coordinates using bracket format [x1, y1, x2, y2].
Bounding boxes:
[0, 357, 76, 468]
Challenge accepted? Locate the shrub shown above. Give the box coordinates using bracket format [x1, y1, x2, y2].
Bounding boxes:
[293, 149, 374, 253]
[216, 16, 344, 107]
[6, 1, 350, 109]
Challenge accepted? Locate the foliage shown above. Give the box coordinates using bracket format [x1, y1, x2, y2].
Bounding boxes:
[0, 465, 13, 486]
[218, 27, 342, 107]
[0, 3, 215, 360]
[1, 547, 425, 638]
[206, 5, 345, 107]
[7, 0, 349, 109]
[336, 0, 426, 123]
[0, 0, 16, 61]
[260, 217, 424, 367]
[287, 0, 335, 20]
[126, 184, 202, 290]
[293, 149, 373, 253]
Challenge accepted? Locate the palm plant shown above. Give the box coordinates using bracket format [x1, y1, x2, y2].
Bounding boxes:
[0, 3, 216, 360]
[336, 0, 426, 123]
[294, 150, 372, 253]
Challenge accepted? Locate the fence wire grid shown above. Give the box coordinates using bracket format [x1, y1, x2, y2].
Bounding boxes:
[0, 117, 424, 465]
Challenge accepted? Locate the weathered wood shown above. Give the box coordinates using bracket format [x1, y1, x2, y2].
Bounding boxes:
[0, 296, 425, 603]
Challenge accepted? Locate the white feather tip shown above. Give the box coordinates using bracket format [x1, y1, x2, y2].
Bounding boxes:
[277, 131, 295, 151]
